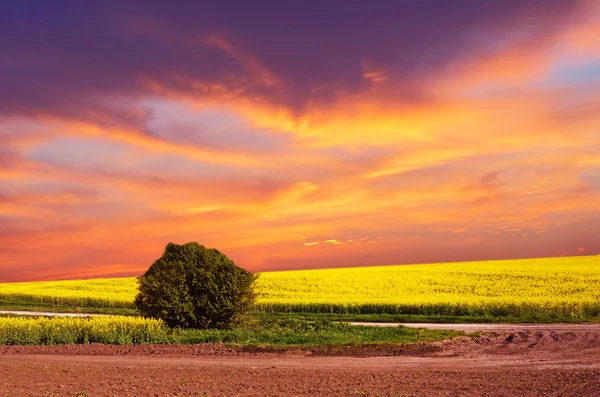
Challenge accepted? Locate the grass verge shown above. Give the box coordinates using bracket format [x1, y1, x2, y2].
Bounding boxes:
[256, 312, 600, 324]
[0, 300, 138, 316]
[0, 316, 462, 346]
[172, 317, 462, 346]
[2, 302, 599, 324]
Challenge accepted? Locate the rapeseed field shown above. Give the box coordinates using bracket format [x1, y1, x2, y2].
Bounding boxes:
[1, 256, 598, 319]
[0, 316, 168, 345]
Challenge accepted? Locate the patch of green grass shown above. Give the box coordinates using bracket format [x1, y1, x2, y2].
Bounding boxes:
[170, 317, 462, 346]
[2, 302, 599, 324]
[0, 315, 461, 346]
[0, 300, 138, 316]
[255, 312, 600, 324]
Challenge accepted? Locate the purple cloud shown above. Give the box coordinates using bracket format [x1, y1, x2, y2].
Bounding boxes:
[0, 0, 587, 124]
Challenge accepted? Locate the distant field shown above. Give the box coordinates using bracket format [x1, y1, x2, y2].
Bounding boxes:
[1, 256, 599, 319]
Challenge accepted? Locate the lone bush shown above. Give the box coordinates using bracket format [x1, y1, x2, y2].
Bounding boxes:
[134, 242, 258, 329]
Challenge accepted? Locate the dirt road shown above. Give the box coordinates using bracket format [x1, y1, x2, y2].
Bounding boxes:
[1, 326, 600, 396]
[0, 310, 106, 317]
[350, 322, 600, 332]
[4, 309, 599, 333]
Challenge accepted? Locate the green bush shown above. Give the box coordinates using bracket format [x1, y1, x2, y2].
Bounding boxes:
[134, 242, 258, 329]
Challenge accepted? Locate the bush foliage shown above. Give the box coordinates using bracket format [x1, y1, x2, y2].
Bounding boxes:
[134, 242, 257, 329]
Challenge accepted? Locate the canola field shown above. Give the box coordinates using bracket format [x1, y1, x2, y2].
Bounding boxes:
[0, 277, 138, 309]
[0, 316, 169, 345]
[1, 256, 599, 319]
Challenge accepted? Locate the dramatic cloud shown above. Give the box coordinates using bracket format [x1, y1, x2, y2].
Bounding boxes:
[1, 0, 599, 281]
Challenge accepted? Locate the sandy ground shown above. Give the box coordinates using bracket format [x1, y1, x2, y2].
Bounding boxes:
[1, 326, 600, 396]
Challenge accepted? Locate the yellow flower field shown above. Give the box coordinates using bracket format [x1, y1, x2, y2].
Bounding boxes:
[259, 256, 600, 318]
[0, 316, 169, 345]
[1, 256, 599, 318]
[0, 277, 138, 308]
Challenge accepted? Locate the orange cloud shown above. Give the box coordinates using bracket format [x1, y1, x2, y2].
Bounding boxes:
[2, 1, 600, 281]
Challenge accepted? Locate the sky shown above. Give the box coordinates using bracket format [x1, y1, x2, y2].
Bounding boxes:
[1, 0, 600, 282]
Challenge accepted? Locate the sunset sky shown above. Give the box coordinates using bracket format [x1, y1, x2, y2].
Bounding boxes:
[1, 1, 600, 282]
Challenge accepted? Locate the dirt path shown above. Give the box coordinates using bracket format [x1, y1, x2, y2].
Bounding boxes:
[3, 354, 598, 397]
[3, 309, 599, 333]
[350, 322, 600, 332]
[0, 310, 106, 317]
[3, 349, 599, 370]
[1, 327, 600, 396]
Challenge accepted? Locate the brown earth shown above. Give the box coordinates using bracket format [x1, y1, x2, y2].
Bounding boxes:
[1, 328, 600, 396]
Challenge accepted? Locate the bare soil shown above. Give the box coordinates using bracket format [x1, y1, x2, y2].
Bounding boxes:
[1, 327, 600, 396]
